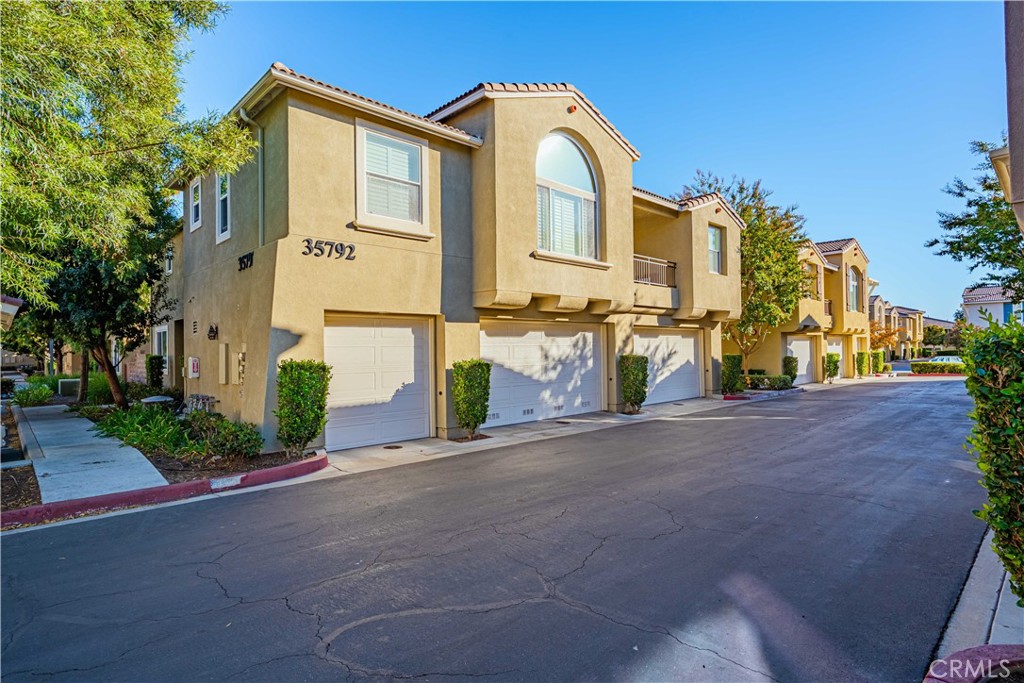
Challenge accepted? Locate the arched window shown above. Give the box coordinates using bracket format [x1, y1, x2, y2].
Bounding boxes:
[849, 267, 861, 312]
[536, 134, 597, 259]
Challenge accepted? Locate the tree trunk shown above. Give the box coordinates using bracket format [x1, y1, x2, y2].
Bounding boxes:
[76, 352, 89, 403]
[55, 341, 65, 375]
[93, 346, 128, 410]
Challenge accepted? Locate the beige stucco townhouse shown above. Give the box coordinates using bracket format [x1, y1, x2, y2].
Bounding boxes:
[160, 64, 743, 452]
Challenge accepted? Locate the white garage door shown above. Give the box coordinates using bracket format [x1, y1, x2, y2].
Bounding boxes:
[786, 335, 814, 385]
[827, 338, 844, 378]
[480, 321, 602, 428]
[633, 329, 701, 405]
[323, 318, 430, 451]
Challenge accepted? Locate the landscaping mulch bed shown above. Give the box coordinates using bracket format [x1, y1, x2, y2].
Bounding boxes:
[3, 404, 23, 452]
[2, 466, 41, 511]
[452, 434, 491, 444]
[145, 451, 304, 484]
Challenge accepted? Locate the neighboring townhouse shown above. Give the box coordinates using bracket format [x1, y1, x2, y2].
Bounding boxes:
[990, 2, 1024, 233]
[890, 306, 925, 358]
[962, 286, 1024, 328]
[162, 64, 742, 452]
[815, 238, 871, 378]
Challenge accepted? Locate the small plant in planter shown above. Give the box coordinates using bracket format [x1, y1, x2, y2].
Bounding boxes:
[722, 354, 744, 394]
[619, 354, 649, 414]
[871, 350, 885, 374]
[824, 353, 840, 384]
[275, 360, 332, 458]
[855, 351, 869, 378]
[452, 359, 491, 438]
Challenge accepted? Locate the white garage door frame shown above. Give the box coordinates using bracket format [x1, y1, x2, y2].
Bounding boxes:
[827, 337, 844, 378]
[322, 314, 434, 451]
[633, 327, 703, 405]
[479, 320, 606, 429]
[786, 334, 814, 386]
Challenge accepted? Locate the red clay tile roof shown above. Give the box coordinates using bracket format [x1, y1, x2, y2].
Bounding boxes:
[428, 82, 640, 160]
[814, 238, 857, 254]
[269, 63, 480, 143]
[962, 285, 1009, 303]
[633, 187, 746, 228]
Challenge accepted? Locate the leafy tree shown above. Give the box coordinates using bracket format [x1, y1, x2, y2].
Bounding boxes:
[954, 309, 966, 322]
[870, 321, 901, 351]
[0, 0, 256, 307]
[41, 192, 179, 409]
[944, 319, 970, 350]
[926, 141, 1024, 303]
[678, 171, 808, 372]
[923, 325, 947, 348]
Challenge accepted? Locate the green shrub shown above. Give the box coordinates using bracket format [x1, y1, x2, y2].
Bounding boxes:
[146, 354, 164, 388]
[722, 354, 744, 394]
[1, 378, 14, 395]
[911, 362, 966, 375]
[782, 356, 799, 382]
[12, 384, 52, 407]
[743, 374, 794, 391]
[184, 411, 263, 458]
[95, 404, 192, 455]
[26, 373, 74, 392]
[85, 375, 115, 404]
[824, 353, 840, 383]
[882, 363, 892, 373]
[855, 351, 869, 377]
[747, 368, 767, 376]
[274, 360, 332, 457]
[618, 354, 649, 414]
[452, 359, 492, 435]
[76, 404, 114, 422]
[963, 317, 1024, 606]
[871, 350, 885, 374]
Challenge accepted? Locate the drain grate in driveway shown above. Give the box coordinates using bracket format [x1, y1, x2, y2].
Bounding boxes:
[383, 445, 403, 450]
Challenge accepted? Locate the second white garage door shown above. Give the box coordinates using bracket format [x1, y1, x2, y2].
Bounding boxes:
[633, 329, 702, 404]
[480, 321, 603, 428]
[323, 318, 431, 451]
[786, 335, 814, 385]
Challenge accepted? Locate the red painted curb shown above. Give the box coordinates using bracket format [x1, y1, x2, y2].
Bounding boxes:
[923, 644, 1024, 682]
[723, 395, 751, 401]
[1, 454, 329, 528]
[907, 373, 966, 377]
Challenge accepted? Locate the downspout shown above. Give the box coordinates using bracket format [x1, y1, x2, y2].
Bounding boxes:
[238, 108, 264, 247]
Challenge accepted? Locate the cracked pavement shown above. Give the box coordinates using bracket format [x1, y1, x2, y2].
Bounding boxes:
[1, 380, 985, 681]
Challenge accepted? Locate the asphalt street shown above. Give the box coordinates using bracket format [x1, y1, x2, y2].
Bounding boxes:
[1, 379, 985, 682]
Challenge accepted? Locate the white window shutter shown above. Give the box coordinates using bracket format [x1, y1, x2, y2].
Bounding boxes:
[537, 186, 551, 251]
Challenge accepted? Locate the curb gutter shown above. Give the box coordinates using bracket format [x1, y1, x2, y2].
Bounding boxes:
[723, 388, 806, 402]
[1, 454, 329, 528]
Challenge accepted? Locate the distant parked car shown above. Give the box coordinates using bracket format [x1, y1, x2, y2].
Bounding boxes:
[929, 355, 964, 364]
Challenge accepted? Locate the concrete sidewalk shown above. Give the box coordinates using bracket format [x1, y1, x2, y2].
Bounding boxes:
[18, 405, 167, 503]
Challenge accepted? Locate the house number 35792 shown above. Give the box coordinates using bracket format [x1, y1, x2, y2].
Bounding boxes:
[301, 239, 356, 261]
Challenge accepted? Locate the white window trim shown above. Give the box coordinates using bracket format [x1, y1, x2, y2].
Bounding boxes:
[216, 173, 231, 244]
[153, 325, 169, 371]
[708, 226, 724, 275]
[165, 246, 173, 274]
[354, 119, 433, 240]
[536, 133, 600, 260]
[189, 178, 202, 232]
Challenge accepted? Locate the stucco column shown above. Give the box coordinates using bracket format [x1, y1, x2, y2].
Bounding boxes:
[607, 315, 633, 413]
[706, 321, 722, 396]
[436, 317, 482, 440]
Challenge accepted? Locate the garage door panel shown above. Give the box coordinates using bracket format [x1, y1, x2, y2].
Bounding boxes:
[480, 322, 602, 428]
[324, 318, 430, 451]
[787, 336, 814, 385]
[634, 330, 702, 405]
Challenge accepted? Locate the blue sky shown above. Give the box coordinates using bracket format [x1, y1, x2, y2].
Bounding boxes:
[180, 2, 1008, 320]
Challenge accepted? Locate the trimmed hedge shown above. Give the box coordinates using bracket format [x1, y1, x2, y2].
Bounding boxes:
[871, 350, 885, 374]
[452, 359, 492, 436]
[963, 317, 1024, 606]
[274, 360, 332, 457]
[911, 362, 966, 375]
[146, 354, 164, 388]
[855, 351, 869, 377]
[13, 384, 52, 407]
[619, 354, 649, 414]
[743, 374, 793, 391]
[824, 353, 840, 383]
[722, 354, 744, 394]
[782, 356, 799, 382]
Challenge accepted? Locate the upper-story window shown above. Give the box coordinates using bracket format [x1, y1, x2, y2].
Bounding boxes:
[164, 246, 173, 274]
[536, 134, 597, 260]
[708, 227, 723, 274]
[848, 266, 861, 312]
[189, 179, 202, 231]
[355, 121, 431, 239]
[216, 173, 230, 244]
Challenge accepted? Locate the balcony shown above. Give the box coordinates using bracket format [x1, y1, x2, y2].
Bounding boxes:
[633, 255, 676, 288]
[824, 299, 833, 316]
